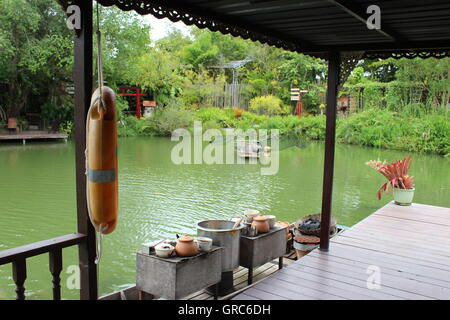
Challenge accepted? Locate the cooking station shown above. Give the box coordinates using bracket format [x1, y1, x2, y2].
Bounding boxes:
[136, 246, 223, 300]
[239, 225, 287, 285]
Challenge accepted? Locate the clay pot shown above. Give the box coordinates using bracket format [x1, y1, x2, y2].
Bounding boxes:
[252, 216, 270, 233]
[276, 221, 291, 239]
[175, 235, 199, 257]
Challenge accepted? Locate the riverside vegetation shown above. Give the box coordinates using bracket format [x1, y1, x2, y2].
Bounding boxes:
[117, 100, 450, 156]
[1, 2, 448, 156]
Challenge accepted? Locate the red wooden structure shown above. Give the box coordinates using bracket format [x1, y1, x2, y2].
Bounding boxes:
[295, 101, 303, 117]
[118, 86, 147, 119]
[295, 90, 308, 118]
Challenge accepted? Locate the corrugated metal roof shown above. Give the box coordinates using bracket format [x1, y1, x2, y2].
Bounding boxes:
[89, 0, 450, 57]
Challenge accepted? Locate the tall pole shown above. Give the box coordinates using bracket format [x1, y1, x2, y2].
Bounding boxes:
[136, 88, 141, 120]
[320, 51, 340, 251]
[73, 0, 98, 299]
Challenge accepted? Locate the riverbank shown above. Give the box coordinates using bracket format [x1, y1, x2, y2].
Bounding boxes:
[118, 107, 449, 156]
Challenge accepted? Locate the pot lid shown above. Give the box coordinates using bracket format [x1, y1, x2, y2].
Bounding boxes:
[294, 235, 320, 244]
[253, 216, 268, 222]
[276, 221, 290, 228]
[178, 235, 194, 242]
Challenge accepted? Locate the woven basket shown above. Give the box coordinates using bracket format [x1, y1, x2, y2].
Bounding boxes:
[293, 214, 336, 237]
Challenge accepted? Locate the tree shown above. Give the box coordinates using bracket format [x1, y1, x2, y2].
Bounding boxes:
[392, 58, 450, 109]
[0, 0, 72, 119]
[155, 27, 192, 55]
[183, 31, 220, 69]
[95, 6, 151, 87]
[134, 48, 185, 106]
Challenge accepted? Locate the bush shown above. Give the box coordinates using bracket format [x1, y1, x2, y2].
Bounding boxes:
[196, 107, 227, 123]
[117, 115, 150, 137]
[145, 101, 195, 136]
[116, 104, 449, 155]
[336, 108, 450, 155]
[115, 95, 130, 123]
[249, 95, 289, 116]
[59, 121, 74, 136]
[296, 115, 326, 140]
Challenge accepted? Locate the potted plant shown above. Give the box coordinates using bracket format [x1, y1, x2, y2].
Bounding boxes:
[366, 155, 415, 206]
[232, 107, 244, 118]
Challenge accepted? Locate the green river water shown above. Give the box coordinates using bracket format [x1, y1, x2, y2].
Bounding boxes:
[0, 137, 449, 299]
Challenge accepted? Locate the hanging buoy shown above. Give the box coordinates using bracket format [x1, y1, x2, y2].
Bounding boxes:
[86, 86, 118, 235]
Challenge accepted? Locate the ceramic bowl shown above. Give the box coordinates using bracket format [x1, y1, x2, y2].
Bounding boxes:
[265, 215, 276, 228]
[196, 237, 213, 252]
[154, 243, 175, 258]
[243, 209, 260, 223]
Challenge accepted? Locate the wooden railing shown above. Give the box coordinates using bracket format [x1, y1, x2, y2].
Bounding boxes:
[0, 233, 86, 300]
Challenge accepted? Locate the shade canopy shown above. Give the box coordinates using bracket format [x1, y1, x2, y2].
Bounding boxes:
[83, 0, 450, 59]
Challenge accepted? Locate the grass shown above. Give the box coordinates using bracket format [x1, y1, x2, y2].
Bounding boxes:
[118, 106, 450, 156]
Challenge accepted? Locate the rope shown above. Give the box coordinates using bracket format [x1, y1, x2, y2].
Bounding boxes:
[84, 2, 108, 265]
[96, 2, 106, 113]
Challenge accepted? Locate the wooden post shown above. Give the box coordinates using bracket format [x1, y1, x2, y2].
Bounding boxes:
[73, 0, 98, 300]
[320, 51, 340, 251]
[136, 88, 141, 120]
[49, 249, 63, 300]
[12, 259, 27, 300]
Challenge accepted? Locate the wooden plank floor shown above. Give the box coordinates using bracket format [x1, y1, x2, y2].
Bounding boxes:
[232, 202, 450, 300]
[0, 131, 68, 141]
[186, 251, 297, 300]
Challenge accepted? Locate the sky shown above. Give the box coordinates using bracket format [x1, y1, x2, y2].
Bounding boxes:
[143, 15, 192, 41]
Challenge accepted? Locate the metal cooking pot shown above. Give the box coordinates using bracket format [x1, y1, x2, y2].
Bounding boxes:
[196, 220, 244, 272]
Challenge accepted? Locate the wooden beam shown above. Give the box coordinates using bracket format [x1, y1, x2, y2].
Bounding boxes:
[73, 0, 98, 300]
[320, 51, 340, 251]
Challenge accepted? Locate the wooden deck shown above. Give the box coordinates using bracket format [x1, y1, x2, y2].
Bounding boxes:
[187, 251, 297, 300]
[232, 202, 450, 300]
[0, 131, 68, 143]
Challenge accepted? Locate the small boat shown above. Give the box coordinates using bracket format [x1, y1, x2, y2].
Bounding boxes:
[236, 140, 265, 159]
[239, 152, 260, 159]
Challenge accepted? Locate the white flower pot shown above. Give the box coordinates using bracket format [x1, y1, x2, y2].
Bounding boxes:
[393, 187, 415, 206]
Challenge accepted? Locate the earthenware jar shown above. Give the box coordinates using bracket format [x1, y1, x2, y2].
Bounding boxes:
[175, 235, 199, 257]
[251, 216, 270, 233]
